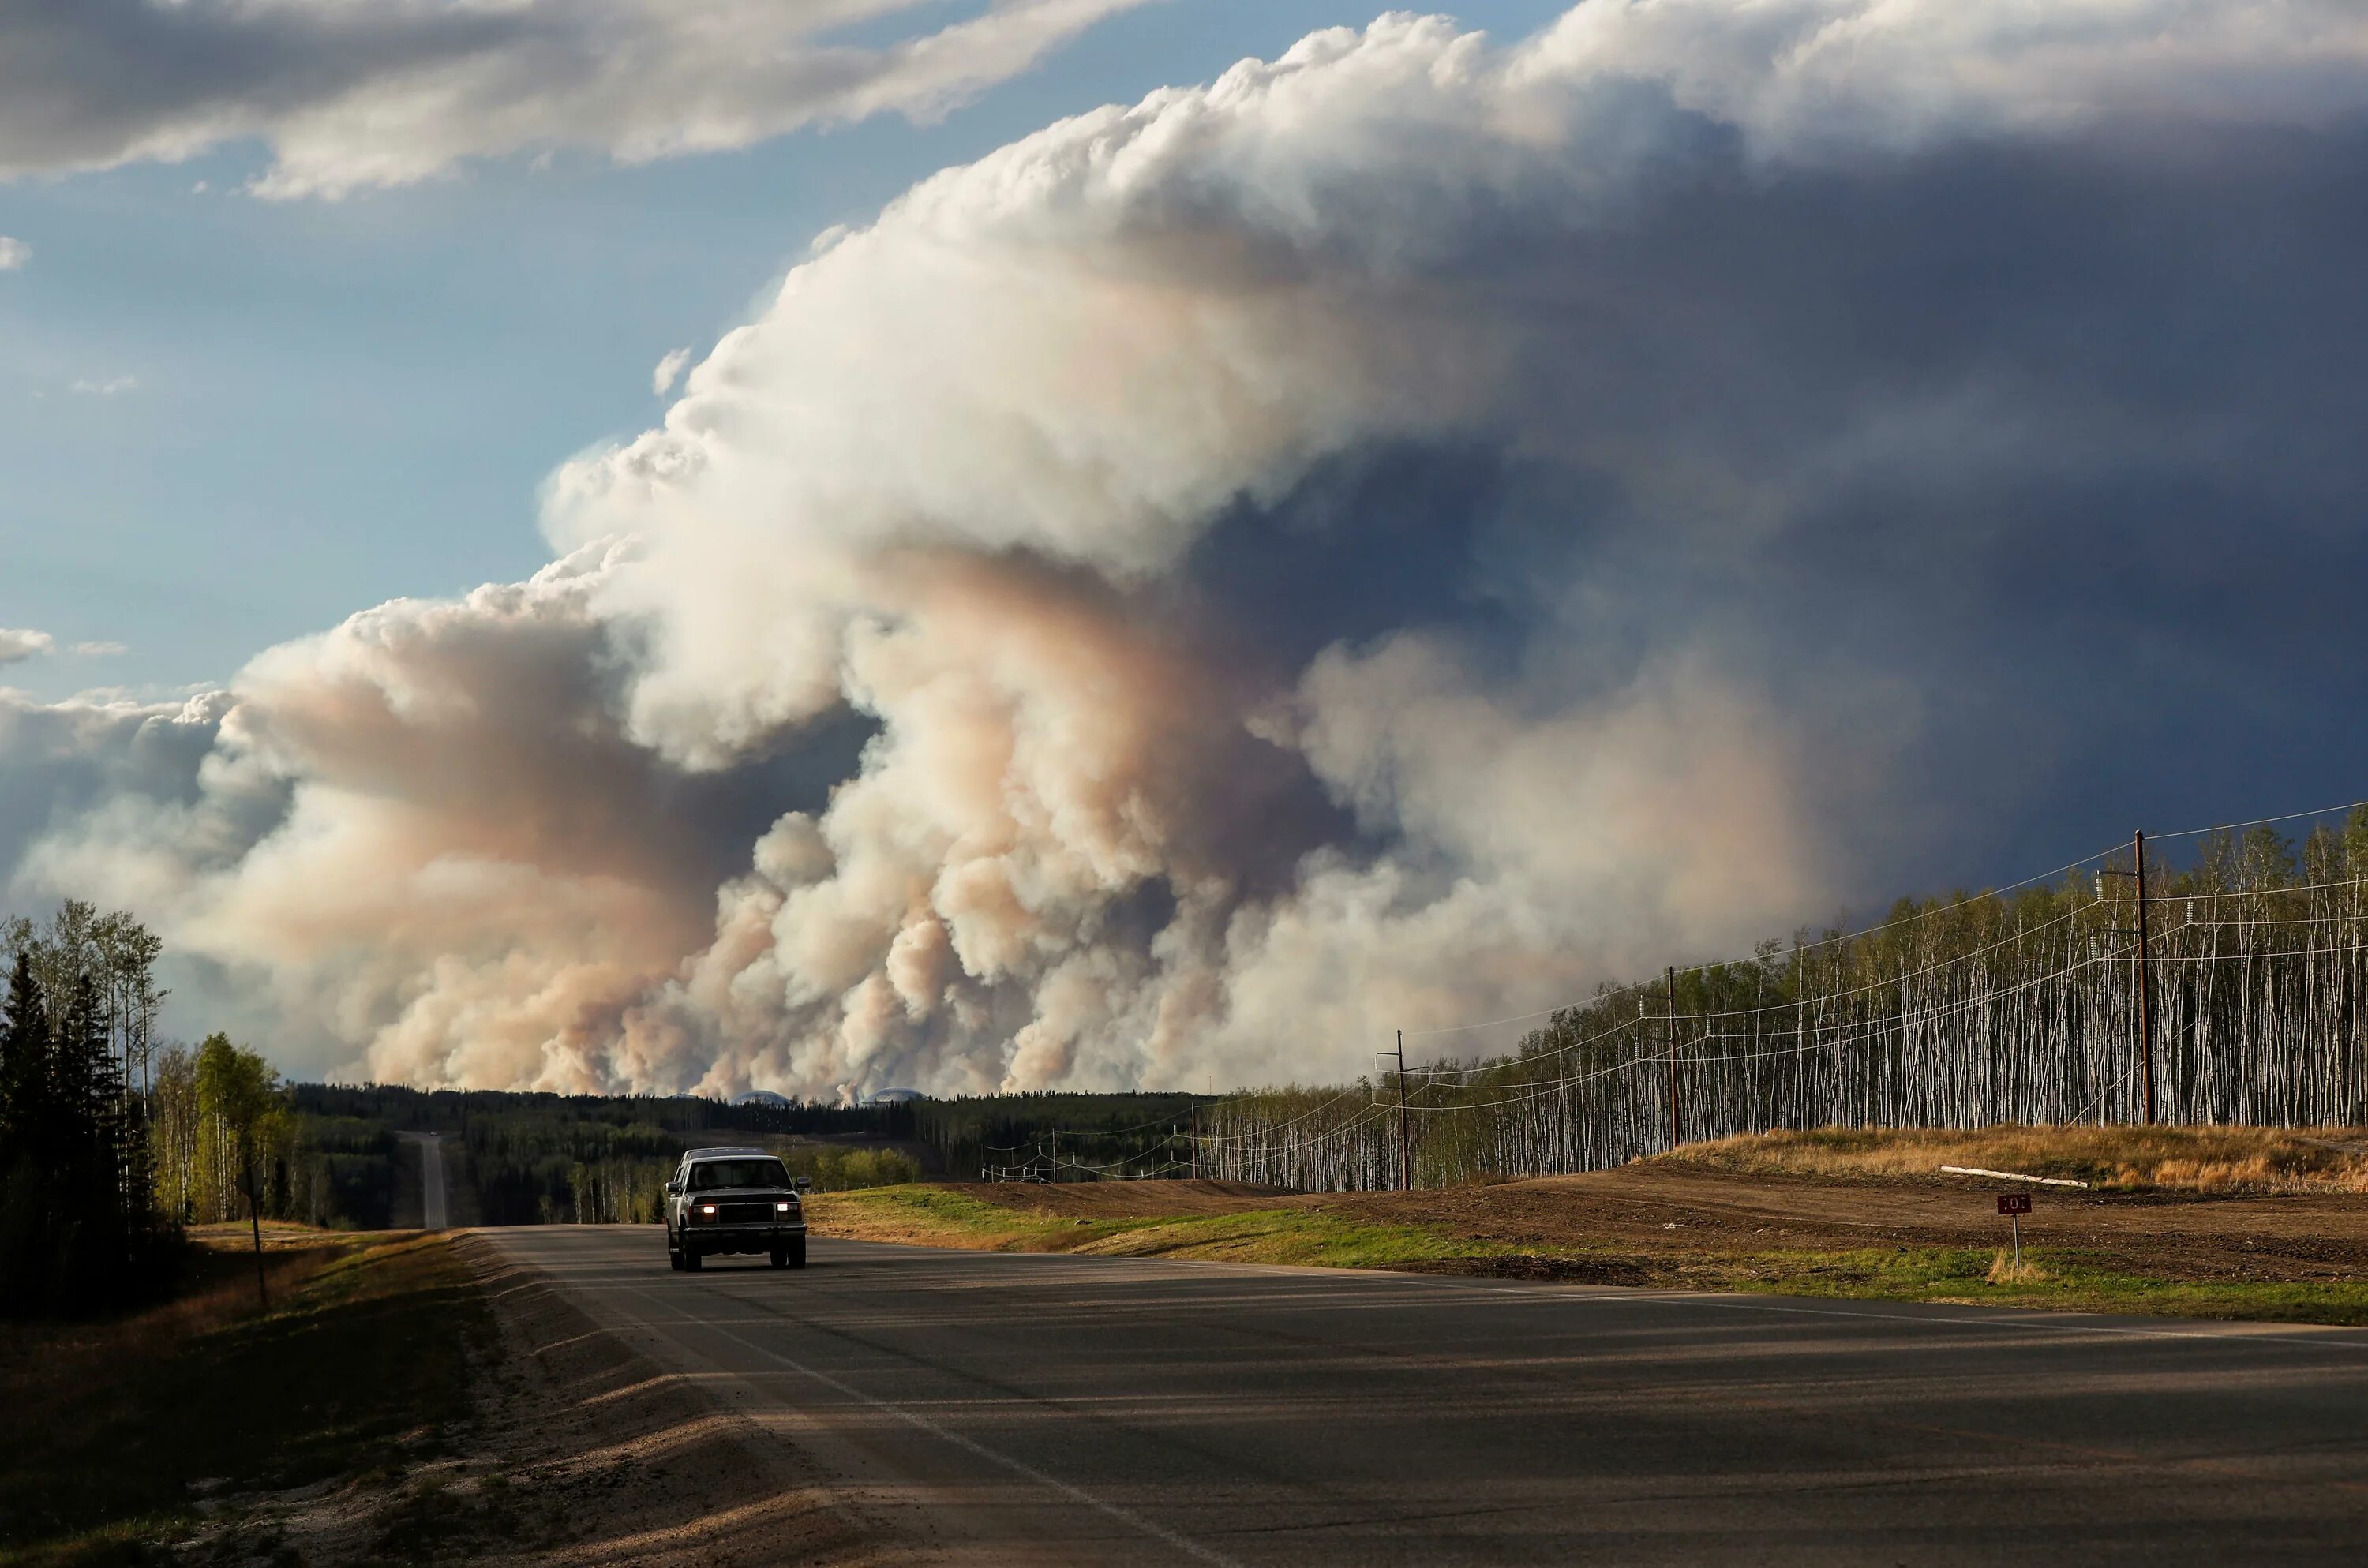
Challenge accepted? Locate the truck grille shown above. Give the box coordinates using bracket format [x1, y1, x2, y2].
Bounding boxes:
[714, 1200, 777, 1224]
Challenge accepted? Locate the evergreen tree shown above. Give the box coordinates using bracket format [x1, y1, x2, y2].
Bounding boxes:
[0, 952, 56, 1314]
[0, 952, 51, 1150]
[51, 975, 129, 1308]
[1, 919, 176, 1316]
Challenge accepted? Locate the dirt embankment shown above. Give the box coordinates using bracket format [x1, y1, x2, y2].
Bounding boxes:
[254, 1236, 900, 1567]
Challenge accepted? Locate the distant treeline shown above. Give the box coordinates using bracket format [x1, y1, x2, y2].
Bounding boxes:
[252, 1086, 1216, 1226]
[290, 1083, 923, 1225]
[910, 1093, 1205, 1182]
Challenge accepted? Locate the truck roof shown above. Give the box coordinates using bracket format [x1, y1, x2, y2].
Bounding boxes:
[683, 1146, 772, 1160]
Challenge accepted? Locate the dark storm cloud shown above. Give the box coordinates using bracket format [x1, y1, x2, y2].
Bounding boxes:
[1171, 107, 2368, 885]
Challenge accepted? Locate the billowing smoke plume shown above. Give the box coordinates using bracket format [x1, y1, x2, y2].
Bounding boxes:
[12, 2, 2368, 1095]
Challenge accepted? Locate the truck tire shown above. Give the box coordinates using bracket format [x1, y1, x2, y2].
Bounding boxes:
[788, 1237, 808, 1270]
[683, 1248, 703, 1271]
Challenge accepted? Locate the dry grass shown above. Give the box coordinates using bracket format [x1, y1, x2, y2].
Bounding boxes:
[1986, 1249, 2050, 1285]
[0, 1226, 481, 1566]
[0, 1227, 382, 1417]
[1662, 1125, 2368, 1193]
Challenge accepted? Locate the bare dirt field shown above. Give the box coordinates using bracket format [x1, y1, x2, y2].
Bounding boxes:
[1356, 1167, 2368, 1283]
[807, 1127, 2368, 1318]
[950, 1166, 2368, 1283]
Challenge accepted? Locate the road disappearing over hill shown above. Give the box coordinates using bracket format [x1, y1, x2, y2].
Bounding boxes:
[397, 1132, 448, 1230]
[485, 1228, 2368, 1566]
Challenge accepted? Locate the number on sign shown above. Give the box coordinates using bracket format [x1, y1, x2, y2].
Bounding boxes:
[1997, 1192, 2033, 1216]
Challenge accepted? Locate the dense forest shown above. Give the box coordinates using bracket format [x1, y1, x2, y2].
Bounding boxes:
[0, 904, 177, 1316]
[287, 1084, 920, 1225]
[1201, 818, 2368, 1189]
[272, 1087, 1208, 1222]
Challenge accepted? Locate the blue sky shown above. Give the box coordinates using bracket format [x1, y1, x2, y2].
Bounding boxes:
[0, 1, 1561, 703]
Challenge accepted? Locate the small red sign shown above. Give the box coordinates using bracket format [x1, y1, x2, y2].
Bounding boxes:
[1997, 1193, 2033, 1216]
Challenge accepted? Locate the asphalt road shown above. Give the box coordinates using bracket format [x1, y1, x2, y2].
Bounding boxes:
[485, 1228, 2368, 1566]
[398, 1132, 448, 1230]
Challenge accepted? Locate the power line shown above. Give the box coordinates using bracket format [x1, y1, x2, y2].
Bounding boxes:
[1402, 839, 2130, 1044]
[2145, 796, 2368, 843]
[1403, 810, 2368, 1050]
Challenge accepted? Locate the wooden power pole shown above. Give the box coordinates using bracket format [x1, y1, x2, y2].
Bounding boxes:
[1665, 967, 1680, 1151]
[2134, 829, 2155, 1125]
[1392, 1030, 1413, 1192]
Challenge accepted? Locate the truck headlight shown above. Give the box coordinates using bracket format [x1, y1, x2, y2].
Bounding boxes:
[776, 1201, 792, 1213]
[697, 1203, 718, 1218]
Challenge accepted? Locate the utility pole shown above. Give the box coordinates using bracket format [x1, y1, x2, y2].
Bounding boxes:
[1665, 967, 1680, 1151]
[2100, 839, 2156, 1125]
[1050, 1126, 1058, 1184]
[2134, 829, 2155, 1126]
[1189, 1104, 1199, 1181]
[1392, 1029, 1412, 1192]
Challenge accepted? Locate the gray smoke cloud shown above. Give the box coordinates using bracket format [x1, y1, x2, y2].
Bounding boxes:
[0, 0, 1152, 197]
[10, 2, 2368, 1095]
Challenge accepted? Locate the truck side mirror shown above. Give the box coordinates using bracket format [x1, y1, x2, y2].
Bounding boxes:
[664, 1180, 681, 1196]
[792, 1177, 814, 1193]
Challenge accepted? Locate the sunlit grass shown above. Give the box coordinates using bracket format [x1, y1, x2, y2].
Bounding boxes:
[812, 1181, 2368, 1325]
[811, 1185, 1497, 1267]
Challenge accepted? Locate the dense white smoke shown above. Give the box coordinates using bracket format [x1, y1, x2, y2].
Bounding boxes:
[10, 2, 2368, 1095]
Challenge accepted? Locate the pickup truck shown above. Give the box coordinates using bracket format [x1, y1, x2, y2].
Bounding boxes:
[664, 1147, 809, 1270]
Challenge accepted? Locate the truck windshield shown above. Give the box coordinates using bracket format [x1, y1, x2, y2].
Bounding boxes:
[688, 1159, 792, 1191]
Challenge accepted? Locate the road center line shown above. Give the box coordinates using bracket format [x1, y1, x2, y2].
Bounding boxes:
[614, 1284, 1248, 1568]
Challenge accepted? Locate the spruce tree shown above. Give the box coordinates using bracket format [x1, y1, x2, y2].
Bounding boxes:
[0, 953, 55, 1315]
[0, 952, 51, 1151]
[54, 975, 128, 1307]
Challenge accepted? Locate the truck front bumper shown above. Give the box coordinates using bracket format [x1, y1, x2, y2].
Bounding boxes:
[682, 1221, 807, 1256]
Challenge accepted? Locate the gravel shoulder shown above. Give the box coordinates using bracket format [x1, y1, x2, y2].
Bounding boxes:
[255, 1233, 897, 1567]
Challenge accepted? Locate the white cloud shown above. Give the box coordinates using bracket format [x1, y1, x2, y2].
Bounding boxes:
[69, 641, 128, 658]
[0, 0, 1155, 200]
[650, 347, 691, 397]
[68, 375, 138, 396]
[0, 627, 54, 666]
[0, 236, 26, 270]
